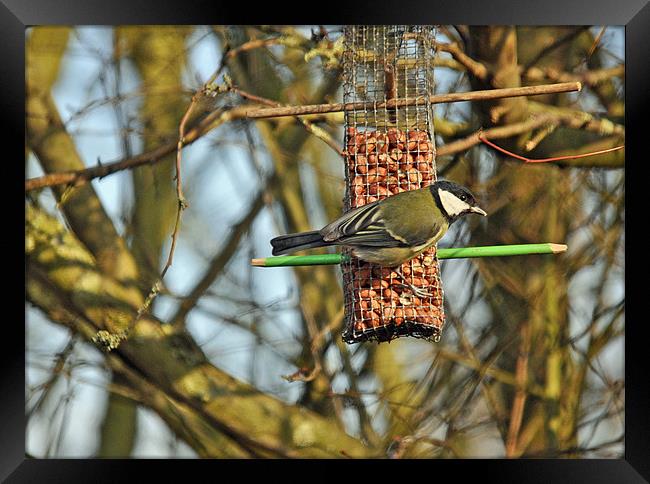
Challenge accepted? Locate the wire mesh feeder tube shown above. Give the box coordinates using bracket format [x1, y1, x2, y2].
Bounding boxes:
[341, 25, 445, 344]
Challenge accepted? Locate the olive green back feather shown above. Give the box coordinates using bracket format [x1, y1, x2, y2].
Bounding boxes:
[380, 188, 447, 246]
[320, 187, 448, 248]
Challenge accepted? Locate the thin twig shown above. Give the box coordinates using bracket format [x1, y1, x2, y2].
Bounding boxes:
[132, 95, 198, 326]
[282, 364, 322, 383]
[524, 123, 559, 152]
[522, 27, 591, 72]
[435, 42, 489, 80]
[207, 36, 283, 87]
[523, 65, 624, 87]
[162, 95, 195, 277]
[27, 336, 78, 419]
[170, 189, 267, 326]
[437, 116, 554, 158]
[478, 131, 624, 163]
[241, 82, 582, 120]
[310, 307, 344, 354]
[25, 104, 247, 191]
[505, 322, 531, 457]
[232, 87, 345, 157]
[587, 27, 607, 60]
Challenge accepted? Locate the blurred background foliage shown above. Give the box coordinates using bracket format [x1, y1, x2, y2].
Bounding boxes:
[25, 25, 624, 458]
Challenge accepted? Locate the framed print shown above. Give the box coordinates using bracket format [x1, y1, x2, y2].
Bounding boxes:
[8, 0, 649, 481]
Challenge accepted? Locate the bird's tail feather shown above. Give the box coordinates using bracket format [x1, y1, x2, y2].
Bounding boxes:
[270, 231, 328, 256]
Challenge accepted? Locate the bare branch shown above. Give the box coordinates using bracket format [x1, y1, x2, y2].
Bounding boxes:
[435, 42, 489, 80]
[26, 82, 581, 192]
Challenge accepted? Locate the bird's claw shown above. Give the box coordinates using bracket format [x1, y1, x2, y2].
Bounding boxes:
[414, 287, 433, 299]
[408, 286, 433, 299]
[393, 267, 433, 299]
[395, 282, 432, 299]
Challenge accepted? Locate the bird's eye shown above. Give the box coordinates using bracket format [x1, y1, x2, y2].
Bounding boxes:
[460, 195, 467, 201]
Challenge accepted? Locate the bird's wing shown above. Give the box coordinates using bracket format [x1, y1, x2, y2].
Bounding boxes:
[379, 189, 448, 247]
[320, 202, 408, 248]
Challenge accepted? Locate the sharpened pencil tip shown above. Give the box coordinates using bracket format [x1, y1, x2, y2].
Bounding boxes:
[549, 243, 568, 254]
[251, 258, 265, 266]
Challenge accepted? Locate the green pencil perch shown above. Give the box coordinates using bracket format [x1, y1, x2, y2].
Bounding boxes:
[251, 243, 567, 267]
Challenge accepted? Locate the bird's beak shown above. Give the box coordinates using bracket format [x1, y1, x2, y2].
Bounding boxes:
[470, 206, 487, 216]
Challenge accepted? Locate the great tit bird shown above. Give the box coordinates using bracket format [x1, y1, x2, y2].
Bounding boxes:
[270, 180, 487, 268]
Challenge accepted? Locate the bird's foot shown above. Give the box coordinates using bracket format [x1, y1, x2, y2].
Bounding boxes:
[407, 285, 433, 299]
[393, 267, 432, 299]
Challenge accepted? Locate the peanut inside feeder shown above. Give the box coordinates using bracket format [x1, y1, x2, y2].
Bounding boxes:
[340, 26, 445, 344]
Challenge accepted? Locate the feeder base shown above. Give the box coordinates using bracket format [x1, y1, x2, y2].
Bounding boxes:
[342, 321, 442, 344]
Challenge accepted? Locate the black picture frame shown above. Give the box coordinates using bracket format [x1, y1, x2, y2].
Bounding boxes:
[9, 0, 648, 481]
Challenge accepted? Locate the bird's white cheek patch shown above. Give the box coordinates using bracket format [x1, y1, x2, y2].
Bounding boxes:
[438, 189, 471, 217]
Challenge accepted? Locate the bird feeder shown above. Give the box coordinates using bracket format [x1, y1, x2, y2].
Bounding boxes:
[341, 25, 445, 344]
[249, 30, 577, 346]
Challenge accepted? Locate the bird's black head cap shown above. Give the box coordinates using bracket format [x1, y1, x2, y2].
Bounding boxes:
[429, 180, 484, 223]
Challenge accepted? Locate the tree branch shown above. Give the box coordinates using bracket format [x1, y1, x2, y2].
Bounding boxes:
[435, 42, 489, 81]
[170, 189, 267, 326]
[523, 65, 624, 87]
[25, 82, 581, 192]
[26, 202, 374, 457]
